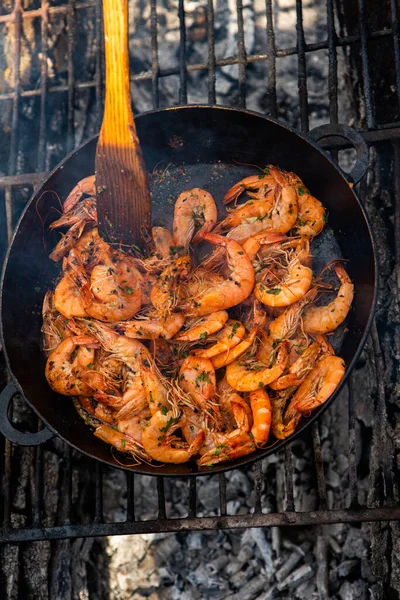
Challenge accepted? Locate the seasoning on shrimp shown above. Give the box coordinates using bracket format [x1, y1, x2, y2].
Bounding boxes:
[43, 165, 353, 468]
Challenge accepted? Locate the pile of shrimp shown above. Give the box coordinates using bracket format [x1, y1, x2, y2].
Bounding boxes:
[42, 165, 353, 467]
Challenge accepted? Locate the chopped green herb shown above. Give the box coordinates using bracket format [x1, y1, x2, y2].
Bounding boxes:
[35, 286, 41, 293]
[87, 362, 94, 369]
[169, 245, 184, 256]
[124, 286, 133, 294]
[266, 288, 281, 295]
[121, 439, 126, 449]
[161, 405, 168, 415]
[323, 211, 329, 224]
[258, 381, 264, 388]
[196, 371, 212, 385]
[159, 416, 179, 433]
[199, 332, 208, 339]
[298, 187, 305, 196]
[237, 251, 244, 255]
[228, 322, 241, 339]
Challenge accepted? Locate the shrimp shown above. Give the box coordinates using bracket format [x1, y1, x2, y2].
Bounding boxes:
[215, 197, 274, 233]
[178, 355, 216, 411]
[302, 263, 354, 334]
[226, 341, 289, 392]
[284, 355, 345, 420]
[152, 226, 174, 259]
[211, 327, 257, 368]
[140, 358, 170, 415]
[117, 408, 151, 443]
[173, 310, 228, 342]
[287, 172, 326, 237]
[197, 430, 255, 467]
[224, 185, 298, 244]
[270, 387, 301, 440]
[63, 175, 96, 213]
[254, 258, 312, 307]
[42, 291, 73, 353]
[249, 388, 272, 447]
[184, 232, 255, 316]
[257, 288, 317, 364]
[172, 188, 218, 249]
[49, 198, 98, 262]
[66, 250, 142, 322]
[192, 320, 245, 358]
[223, 165, 285, 205]
[94, 424, 152, 462]
[115, 313, 186, 340]
[242, 232, 288, 261]
[81, 320, 150, 411]
[150, 255, 192, 318]
[269, 341, 321, 390]
[142, 410, 205, 463]
[45, 335, 99, 396]
[78, 396, 117, 425]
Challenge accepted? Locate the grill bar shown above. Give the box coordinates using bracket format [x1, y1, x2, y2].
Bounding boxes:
[284, 447, 295, 512]
[312, 423, 328, 510]
[390, 0, 400, 114]
[326, 0, 338, 123]
[188, 478, 196, 518]
[150, 0, 160, 108]
[219, 473, 227, 516]
[207, 0, 216, 104]
[265, 0, 277, 117]
[253, 461, 263, 513]
[38, 0, 49, 172]
[295, 0, 308, 131]
[94, 463, 103, 523]
[178, 0, 187, 104]
[157, 477, 166, 519]
[67, 0, 76, 152]
[348, 376, 359, 508]
[357, 0, 375, 128]
[236, 0, 247, 108]
[1, 507, 400, 544]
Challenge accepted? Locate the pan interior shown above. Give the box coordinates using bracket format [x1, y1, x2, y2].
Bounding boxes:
[1, 107, 376, 476]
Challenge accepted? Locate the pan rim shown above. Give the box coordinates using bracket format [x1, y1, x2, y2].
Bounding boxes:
[0, 105, 378, 477]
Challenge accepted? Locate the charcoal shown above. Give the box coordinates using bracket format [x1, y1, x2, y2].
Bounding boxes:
[224, 573, 270, 600]
[343, 529, 368, 560]
[276, 565, 314, 591]
[338, 580, 368, 600]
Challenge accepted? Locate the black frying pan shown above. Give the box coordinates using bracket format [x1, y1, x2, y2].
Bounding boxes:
[0, 106, 377, 476]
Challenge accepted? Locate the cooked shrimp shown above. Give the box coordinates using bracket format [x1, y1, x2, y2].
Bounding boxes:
[151, 255, 192, 318]
[269, 341, 321, 390]
[242, 232, 288, 261]
[172, 188, 218, 249]
[197, 430, 255, 467]
[45, 335, 99, 396]
[257, 289, 317, 364]
[66, 250, 142, 323]
[94, 424, 151, 461]
[223, 165, 285, 205]
[287, 172, 326, 237]
[42, 291, 72, 353]
[211, 327, 257, 369]
[49, 198, 98, 262]
[249, 388, 272, 447]
[117, 408, 151, 443]
[226, 341, 289, 392]
[115, 313, 186, 340]
[215, 197, 274, 233]
[63, 175, 96, 213]
[152, 226, 174, 259]
[254, 258, 312, 307]
[184, 232, 255, 316]
[284, 355, 345, 419]
[270, 387, 301, 440]
[302, 263, 354, 334]
[192, 320, 245, 358]
[140, 357, 170, 415]
[178, 355, 216, 410]
[173, 310, 228, 342]
[142, 411, 205, 463]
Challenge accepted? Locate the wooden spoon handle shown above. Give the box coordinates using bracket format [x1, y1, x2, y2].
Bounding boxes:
[95, 0, 151, 244]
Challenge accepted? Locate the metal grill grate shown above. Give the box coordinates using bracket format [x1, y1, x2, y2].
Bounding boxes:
[0, 0, 399, 544]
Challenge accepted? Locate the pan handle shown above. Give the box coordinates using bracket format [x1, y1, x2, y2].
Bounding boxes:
[0, 381, 54, 446]
[309, 124, 369, 185]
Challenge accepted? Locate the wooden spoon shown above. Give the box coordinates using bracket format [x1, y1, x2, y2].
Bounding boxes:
[95, 0, 151, 245]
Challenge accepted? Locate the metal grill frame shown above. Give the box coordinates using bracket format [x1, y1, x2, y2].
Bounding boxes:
[0, 0, 399, 543]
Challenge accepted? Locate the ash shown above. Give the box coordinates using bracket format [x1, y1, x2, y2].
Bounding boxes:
[0, 0, 399, 598]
